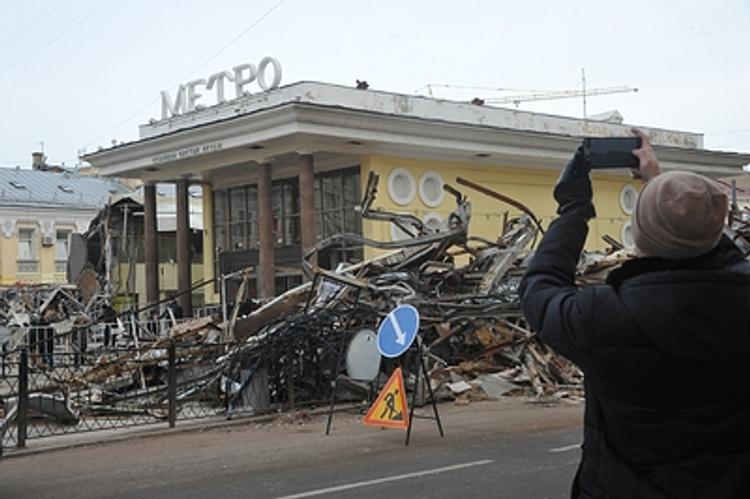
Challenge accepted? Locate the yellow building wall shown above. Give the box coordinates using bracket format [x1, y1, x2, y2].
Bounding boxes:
[124, 262, 205, 308]
[360, 155, 640, 256]
[39, 240, 57, 282]
[0, 230, 67, 286]
[202, 183, 220, 305]
[197, 156, 638, 304]
[0, 235, 17, 285]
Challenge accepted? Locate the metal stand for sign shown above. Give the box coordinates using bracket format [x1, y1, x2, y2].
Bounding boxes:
[326, 300, 444, 445]
[325, 333, 348, 436]
[325, 335, 378, 436]
[312, 272, 369, 436]
[405, 338, 444, 446]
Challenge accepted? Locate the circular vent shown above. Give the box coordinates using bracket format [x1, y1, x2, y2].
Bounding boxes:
[387, 168, 416, 206]
[620, 185, 638, 215]
[419, 171, 445, 208]
[422, 212, 443, 233]
[621, 221, 635, 248]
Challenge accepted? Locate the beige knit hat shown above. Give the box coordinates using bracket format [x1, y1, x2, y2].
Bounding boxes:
[632, 171, 727, 259]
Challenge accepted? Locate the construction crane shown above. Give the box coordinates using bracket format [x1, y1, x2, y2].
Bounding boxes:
[484, 85, 638, 107]
[417, 70, 638, 119]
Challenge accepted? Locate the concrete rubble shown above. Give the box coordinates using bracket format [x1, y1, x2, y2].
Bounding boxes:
[220, 172, 620, 408]
[14, 172, 742, 430]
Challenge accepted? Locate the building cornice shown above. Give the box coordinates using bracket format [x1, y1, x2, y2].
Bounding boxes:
[83, 83, 750, 179]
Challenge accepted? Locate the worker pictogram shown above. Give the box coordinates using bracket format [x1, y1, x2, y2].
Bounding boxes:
[363, 367, 409, 430]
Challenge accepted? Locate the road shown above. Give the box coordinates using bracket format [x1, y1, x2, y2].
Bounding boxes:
[0, 399, 583, 499]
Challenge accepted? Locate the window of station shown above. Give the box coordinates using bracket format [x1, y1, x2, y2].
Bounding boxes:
[213, 186, 258, 253]
[212, 167, 363, 289]
[314, 168, 362, 267]
[213, 189, 228, 254]
[275, 273, 303, 294]
[272, 179, 300, 247]
[315, 168, 362, 238]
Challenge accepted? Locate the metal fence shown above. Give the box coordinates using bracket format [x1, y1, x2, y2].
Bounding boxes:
[0, 338, 251, 455]
[0, 351, 22, 454]
[0, 301, 365, 456]
[7, 317, 205, 354]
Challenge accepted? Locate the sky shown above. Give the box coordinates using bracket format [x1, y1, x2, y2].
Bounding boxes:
[0, 0, 748, 168]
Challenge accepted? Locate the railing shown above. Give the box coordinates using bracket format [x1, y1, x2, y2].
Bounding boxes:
[4, 311, 224, 359]
[0, 350, 22, 454]
[0, 301, 339, 456]
[194, 304, 222, 319]
[16, 260, 39, 273]
[1, 340, 241, 455]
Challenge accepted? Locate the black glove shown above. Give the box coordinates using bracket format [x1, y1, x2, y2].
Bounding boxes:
[554, 145, 595, 219]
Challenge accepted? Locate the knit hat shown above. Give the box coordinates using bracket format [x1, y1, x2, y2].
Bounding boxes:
[632, 171, 727, 260]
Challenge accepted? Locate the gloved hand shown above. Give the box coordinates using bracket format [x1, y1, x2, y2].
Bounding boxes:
[554, 144, 596, 219]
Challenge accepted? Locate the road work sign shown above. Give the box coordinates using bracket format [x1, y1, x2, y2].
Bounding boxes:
[377, 304, 419, 358]
[363, 367, 409, 430]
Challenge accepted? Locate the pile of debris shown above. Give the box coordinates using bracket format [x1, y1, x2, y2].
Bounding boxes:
[224, 172, 633, 407]
[0, 282, 117, 353]
[3, 173, 641, 430]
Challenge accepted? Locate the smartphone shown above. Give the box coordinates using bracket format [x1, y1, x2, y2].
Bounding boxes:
[583, 137, 642, 169]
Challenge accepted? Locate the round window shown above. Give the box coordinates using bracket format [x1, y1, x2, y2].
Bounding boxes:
[387, 167, 416, 206]
[422, 212, 443, 233]
[418, 171, 445, 208]
[620, 185, 638, 215]
[621, 221, 635, 249]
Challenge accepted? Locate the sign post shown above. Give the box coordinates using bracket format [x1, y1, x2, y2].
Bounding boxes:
[363, 304, 443, 446]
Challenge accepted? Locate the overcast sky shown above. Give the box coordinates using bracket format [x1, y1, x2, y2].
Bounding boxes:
[1, 0, 748, 168]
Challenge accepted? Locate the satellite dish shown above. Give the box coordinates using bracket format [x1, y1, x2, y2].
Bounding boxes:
[346, 329, 381, 382]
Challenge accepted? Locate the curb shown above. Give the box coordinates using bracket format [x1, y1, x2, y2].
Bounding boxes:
[1, 403, 360, 460]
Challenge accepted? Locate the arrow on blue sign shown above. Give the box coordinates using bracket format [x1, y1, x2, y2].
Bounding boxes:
[377, 305, 420, 358]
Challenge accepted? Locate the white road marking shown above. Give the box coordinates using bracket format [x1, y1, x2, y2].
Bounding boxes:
[276, 459, 494, 499]
[549, 443, 581, 453]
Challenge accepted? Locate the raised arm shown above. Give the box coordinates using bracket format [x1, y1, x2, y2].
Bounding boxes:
[518, 144, 596, 369]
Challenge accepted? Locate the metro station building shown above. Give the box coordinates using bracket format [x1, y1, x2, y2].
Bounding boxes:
[84, 80, 750, 316]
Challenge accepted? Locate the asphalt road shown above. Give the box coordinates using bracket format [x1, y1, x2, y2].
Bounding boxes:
[0, 399, 583, 499]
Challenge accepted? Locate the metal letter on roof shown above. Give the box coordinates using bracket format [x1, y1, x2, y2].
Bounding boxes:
[161, 85, 186, 119]
[157, 57, 282, 119]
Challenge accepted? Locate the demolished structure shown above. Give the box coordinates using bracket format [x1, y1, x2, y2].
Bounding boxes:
[7, 171, 749, 447]
[1, 172, 593, 440]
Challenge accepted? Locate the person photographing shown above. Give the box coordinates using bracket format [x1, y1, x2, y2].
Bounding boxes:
[519, 129, 750, 498]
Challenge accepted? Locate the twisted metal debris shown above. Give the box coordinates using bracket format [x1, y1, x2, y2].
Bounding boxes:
[4, 172, 642, 447]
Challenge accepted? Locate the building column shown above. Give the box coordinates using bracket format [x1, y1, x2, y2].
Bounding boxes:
[257, 163, 275, 299]
[143, 183, 159, 308]
[298, 154, 317, 271]
[176, 178, 192, 316]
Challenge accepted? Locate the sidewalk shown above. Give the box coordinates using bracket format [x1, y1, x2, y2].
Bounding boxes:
[1, 404, 341, 459]
[1, 397, 582, 459]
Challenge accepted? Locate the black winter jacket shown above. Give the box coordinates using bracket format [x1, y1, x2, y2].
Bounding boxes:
[519, 209, 750, 498]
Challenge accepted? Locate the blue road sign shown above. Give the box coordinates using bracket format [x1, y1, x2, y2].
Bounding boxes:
[377, 305, 420, 358]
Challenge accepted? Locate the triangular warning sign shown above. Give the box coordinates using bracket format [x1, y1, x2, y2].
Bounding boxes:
[363, 367, 409, 430]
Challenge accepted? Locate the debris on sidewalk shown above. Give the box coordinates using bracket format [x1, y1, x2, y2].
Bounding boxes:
[3, 172, 651, 432]
[219, 172, 618, 407]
